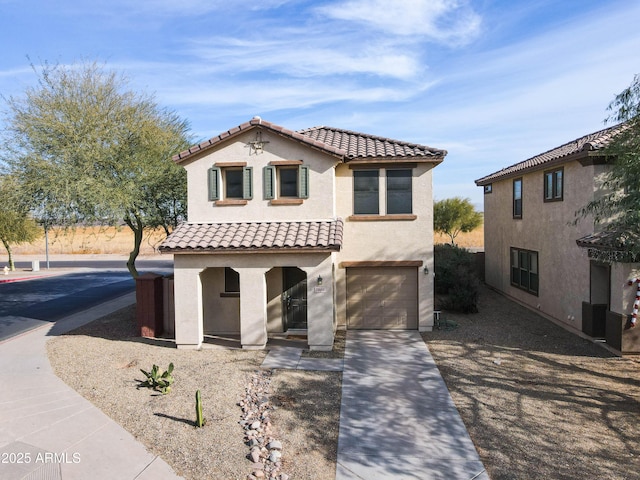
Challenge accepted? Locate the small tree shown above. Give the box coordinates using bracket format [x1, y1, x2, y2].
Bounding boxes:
[434, 197, 483, 246]
[575, 74, 640, 262]
[0, 174, 41, 270]
[1, 61, 191, 277]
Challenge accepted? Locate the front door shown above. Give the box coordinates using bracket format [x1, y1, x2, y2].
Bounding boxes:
[282, 267, 307, 330]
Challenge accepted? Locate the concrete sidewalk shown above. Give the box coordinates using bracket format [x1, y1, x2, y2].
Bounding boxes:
[336, 331, 488, 480]
[0, 293, 182, 480]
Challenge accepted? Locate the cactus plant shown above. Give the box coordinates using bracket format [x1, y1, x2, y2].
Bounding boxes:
[140, 363, 174, 394]
[195, 390, 205, 427]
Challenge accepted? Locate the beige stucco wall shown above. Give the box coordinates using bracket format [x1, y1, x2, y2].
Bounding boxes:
[172, 125, 440, 348]
[483, 161, 607, 331]
[200, 267, 240, 334]
[334, 162, 437, 331]
[173, 252, 335, 350]
[181, 128, 338, 223]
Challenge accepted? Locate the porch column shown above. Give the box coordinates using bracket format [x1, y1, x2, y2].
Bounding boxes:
[174, 267, 204, 349]
[238, 268, 268, 349]
[304, 258, 335, 351]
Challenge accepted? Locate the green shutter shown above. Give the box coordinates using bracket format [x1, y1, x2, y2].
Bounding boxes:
[208, 166, 219, 201]
[263, 165, 275, 199]
[298, 165, 309, 199]
[243, 166, 253, 200]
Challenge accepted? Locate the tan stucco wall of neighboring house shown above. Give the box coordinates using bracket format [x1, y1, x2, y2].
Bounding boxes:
[483, 160, 607, 331]
[181, 129, 338, 223]
[334, 162, 436, 331]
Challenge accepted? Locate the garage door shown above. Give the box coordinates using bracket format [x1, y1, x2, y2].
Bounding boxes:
[346, 267, 418, 329]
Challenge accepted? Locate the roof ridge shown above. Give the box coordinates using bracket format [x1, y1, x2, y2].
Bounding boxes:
[298, 125, 441, 150]
[174, 118, 446, 163]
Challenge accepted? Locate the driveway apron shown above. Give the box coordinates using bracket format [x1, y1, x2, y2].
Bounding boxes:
[336, 331, 488, 480]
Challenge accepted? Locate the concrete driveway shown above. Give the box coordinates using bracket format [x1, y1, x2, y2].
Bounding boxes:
[336, 331, 488, 480]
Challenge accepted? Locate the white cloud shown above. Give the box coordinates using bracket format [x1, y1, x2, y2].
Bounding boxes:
[186, 36, 420, 80]
[316, 0, 481, 45]
[157, 76, 428, 111]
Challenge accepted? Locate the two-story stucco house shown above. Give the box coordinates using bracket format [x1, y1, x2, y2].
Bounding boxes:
[159, 117, 446, 350]
[475, 124, 640, 354]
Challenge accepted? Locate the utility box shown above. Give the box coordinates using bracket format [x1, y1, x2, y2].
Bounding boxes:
[606, 310, 640, 354]
[136, 273, 164, 338]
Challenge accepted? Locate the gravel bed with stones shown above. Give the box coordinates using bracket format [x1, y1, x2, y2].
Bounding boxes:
[424, 285, 640, 480]
[47, 305, 342, 480]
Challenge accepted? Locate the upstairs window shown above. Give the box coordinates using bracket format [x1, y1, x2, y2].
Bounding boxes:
[386, 169, 412, 214]
[353, 170, 379, 214]
[544, 168, 563, 202]
[263, 163, 309, 203]
[208, 165, 253, 204]
[513, 178, 522, 218]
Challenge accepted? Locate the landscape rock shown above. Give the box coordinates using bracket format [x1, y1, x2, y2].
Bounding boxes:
[240, 369, 289, 480]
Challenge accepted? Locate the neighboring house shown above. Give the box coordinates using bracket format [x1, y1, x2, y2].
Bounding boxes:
[475, 124, 640, 354]
[159, 117, 446, 350]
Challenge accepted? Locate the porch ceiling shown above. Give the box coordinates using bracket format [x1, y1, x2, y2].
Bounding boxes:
[159, 219, 343, 254]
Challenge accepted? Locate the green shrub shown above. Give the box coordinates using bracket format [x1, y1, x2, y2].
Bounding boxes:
[139, 363, 174, 394]
[434, 244, 480, 313]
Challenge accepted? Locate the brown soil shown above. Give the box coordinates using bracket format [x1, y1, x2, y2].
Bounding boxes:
[423, 285, 640, 480]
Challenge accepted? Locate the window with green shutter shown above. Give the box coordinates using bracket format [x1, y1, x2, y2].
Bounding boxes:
[210, 165, 253, 204]
[264, 164, 308, 201]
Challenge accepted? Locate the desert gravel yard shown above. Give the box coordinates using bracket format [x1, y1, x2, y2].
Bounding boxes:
[46, 305, 341, 480]
[424, 285, 640, 480]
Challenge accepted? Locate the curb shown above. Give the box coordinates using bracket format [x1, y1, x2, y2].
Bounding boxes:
[0, 276, 48, 284]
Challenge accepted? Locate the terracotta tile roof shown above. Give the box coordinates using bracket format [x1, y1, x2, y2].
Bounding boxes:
[475, 123, 628, 186]
[298, 126, 446, 161]
[159, 219, 344, 253]
[173, 117, 445, 164]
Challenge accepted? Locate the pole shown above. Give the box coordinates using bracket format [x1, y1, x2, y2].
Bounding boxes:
[45, 225, 50, 269]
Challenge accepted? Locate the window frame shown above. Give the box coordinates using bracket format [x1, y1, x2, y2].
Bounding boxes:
[513, 178, 523, 219]
[543, 167, 564, 202]
[222, 267, 240, 297]
[263, 163, 309, 203]
[353, 169, 380, 215]
[510, 247, 538, 295]
[207, 164, 253, 204]
[385, 169, 413, 215]
[484, 184, 492, 194]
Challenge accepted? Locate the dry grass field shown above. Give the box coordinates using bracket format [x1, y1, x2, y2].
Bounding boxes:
[9, 224, 485, 257]
[10, 226, 167, 256]
[434, 225, 484, 249]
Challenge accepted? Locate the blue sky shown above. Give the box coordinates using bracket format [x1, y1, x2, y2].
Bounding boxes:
[1, 0, 639, 209]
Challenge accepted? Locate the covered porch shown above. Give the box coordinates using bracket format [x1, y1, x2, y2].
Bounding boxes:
[159, 220, 343, 350]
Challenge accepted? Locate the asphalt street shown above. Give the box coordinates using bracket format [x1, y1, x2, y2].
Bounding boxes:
[0, 258, 173, 341]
